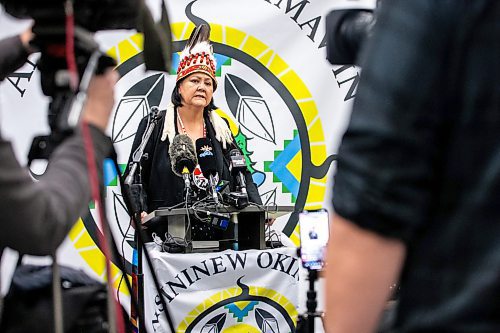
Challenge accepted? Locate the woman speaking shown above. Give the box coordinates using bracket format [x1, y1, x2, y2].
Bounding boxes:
[125, 24, 261, 243]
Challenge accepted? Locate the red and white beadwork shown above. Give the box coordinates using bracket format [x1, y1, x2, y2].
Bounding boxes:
[176, 41, 217, 88]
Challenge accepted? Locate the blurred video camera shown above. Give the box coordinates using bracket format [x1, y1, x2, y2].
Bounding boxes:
[1, 0, 141, 32]
[0, 0, 171, 162]
[1, 0, 141, 94]
[324, 1, 381, 65]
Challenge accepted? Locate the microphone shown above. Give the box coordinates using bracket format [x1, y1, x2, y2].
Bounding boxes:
[225, 149, 249, 209]
[195, 138, 219, 205]
[229, 149, 248, 195]
[169, 134, 197, 194]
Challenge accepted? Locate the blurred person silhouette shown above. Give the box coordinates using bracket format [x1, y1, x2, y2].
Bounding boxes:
[0, 28, 117, 256]
[124, 24, 261, 242]
[325, 0, 500, 332]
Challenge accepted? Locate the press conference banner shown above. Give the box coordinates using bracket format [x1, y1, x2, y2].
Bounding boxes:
[143, 246, 299, 332]
[0, 0, 374, 316]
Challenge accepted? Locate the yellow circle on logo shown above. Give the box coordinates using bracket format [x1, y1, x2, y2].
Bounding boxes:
[70, 21, 329, 291]
[176, 285, 298, 332]
[222, 323, 261, 333]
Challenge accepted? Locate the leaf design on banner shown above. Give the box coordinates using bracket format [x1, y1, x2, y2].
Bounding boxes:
[112, 73, 164, 143]
[224, 73, 276, 143]
[200, 313, 226, 333]
[261, 188, 278, 206]
[234, 129, 266, 186]
[255, 308, 280, 333]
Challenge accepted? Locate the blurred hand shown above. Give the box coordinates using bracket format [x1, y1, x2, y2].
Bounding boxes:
[266, 218, 276, 226]
[82, 69, 119, 132]
[129, 211, 148, 230]
[20, 27, 35, 53]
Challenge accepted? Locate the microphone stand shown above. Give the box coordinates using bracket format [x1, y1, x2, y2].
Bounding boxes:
[237, 171, 247, 195]
[181, 167, 194, 205]
[124, 107, 161, 186]
[208, 174, 219, 206]
[296, 269, 322, 333]
[122, 108, 176, 333]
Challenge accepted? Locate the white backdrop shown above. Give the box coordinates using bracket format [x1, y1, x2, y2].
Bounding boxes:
[0, 0, 374, 331]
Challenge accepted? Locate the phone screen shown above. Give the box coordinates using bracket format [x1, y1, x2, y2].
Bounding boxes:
[299, 209, 329, 270]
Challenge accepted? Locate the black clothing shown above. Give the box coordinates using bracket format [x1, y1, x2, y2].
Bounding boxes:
[333, 0, 500, 332]
[125, 108, 262, 240]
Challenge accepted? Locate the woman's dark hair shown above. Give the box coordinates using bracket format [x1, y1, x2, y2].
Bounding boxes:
[171, 79, 217, 113]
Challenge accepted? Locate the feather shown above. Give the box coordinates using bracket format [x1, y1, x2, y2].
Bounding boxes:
[186, 24, 211, 51]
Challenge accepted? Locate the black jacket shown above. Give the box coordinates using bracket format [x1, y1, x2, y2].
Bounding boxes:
[125, 108, 262, 213]
[333, 0, 500, 331]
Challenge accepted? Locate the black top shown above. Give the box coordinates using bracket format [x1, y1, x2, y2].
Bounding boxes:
[125, 108, 262, 240]
[333, 0, 500, 331]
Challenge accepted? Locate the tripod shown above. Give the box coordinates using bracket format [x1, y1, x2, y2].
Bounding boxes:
[296, 269, 323, 333]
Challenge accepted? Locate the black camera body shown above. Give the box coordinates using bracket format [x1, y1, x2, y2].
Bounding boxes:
[0, 0, 139, 32]
[0, 0, 146, 162]
[325, 9, 374, 65]
[325, 2, 381, 65]
[0, 0, 136, 96]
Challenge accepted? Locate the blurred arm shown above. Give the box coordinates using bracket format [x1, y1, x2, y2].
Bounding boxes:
[324, 214, 405, 333]
[0, 70, 117, 255]
[325, 1, 454, 330]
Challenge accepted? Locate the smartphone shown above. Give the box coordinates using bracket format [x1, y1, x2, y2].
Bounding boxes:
[299, 209, 329, 270]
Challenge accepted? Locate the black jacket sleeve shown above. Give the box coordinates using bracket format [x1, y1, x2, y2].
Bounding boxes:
[0, 125, 112, 255]
[245, 170, 262, 205]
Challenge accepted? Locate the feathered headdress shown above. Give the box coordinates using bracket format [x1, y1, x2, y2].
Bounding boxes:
[176, 24, 217, 89]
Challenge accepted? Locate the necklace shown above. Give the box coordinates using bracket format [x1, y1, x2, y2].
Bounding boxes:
[177, 109, 206, 138]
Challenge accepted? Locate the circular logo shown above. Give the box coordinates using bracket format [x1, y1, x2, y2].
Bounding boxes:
[174, 278, 297, 332]
[70, 21, 330, 294]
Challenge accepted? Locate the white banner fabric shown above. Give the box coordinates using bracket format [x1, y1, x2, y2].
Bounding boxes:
[144, 246, 299, 333]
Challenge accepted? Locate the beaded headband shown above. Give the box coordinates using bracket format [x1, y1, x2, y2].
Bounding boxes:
[176, 25, 217, 89]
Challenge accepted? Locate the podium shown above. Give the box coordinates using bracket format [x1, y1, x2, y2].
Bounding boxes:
[143, 205, 294, 252]
[134, 205, 294, 332]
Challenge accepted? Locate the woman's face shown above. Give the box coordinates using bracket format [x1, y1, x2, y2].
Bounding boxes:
[178, 72, 214, 109]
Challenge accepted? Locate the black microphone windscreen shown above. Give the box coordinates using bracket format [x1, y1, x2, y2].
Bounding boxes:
[195, 138, 217, 177]
[169, 134, 197, 177]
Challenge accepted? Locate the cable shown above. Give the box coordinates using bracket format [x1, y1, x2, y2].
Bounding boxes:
[183, 189, 192, 247]
[113, 192, 131, 238]
[81, 122, 125, 333]
[64, 0, 79, 92]
[157, 200, 189, 211]
[248, 201, 278, 222]
[190, 196, 212, 223]
[155, 191, 196, 252]
[247, 202, 286, 248]
[116, 219, 132, 306]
